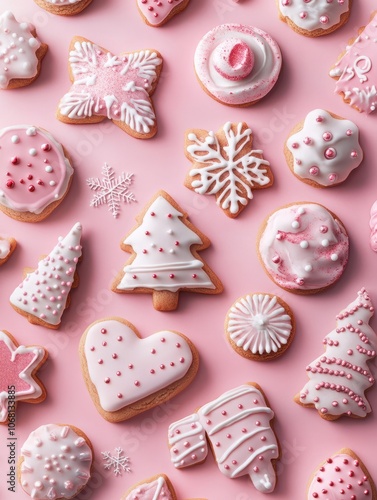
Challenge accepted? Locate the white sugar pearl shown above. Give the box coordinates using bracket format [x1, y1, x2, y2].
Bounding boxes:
[321, 239, 329, 247]
[49, 181, 56, 186]
[300, 240, 309, 249]
[297, 207, 306, 215]
[331, 253, 339, 261]
[11, 135, 19, 143]
[29, 148, 37, 156]
[45, 165, 53, 173]
[304, 264, 313, 272]
[26, 127, 37, 136]
[291, 220, 300, 229]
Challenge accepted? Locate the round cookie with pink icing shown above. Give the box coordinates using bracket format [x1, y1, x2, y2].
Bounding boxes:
[257, 202, 349, 294]
[19, 423, 93, 499]
[194, 24, 282, 107]
[307, 449, 377, 499]
[33, 0, 93, 16]
[278, 0, 351, 37]
[0, 125, 74, 222]
[136, 0, 191, 27]
[285, 109, 363, 188]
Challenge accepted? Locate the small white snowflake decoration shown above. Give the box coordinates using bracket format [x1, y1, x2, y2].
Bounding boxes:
[101, 447, 131, 476]
[87, 163, 136, 218]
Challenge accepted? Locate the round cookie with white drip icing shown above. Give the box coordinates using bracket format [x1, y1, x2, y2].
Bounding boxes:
[257, 202, 349, 294]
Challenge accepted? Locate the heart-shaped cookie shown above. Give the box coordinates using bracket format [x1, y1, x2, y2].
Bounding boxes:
[79, 318, 199, 422]
[136, 0, 191, 28]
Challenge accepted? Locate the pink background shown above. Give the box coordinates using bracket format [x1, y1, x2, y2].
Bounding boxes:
[0, 0, 376, 498]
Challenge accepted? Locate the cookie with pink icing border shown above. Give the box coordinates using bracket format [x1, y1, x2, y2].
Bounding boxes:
[0, 235, 16, 265]
[18, 423, 93, 499]
[257, 202, 349, 294]
[295, 288, 377, 420]
[307, 449, 377, 499]
[33, 0, 93, 16]
[330, 11, 377, 114]
[168, 383, 280, 493]
[136, 0, 191, 27]
[0, 125, 74, 222]
[0, 330, 47, 425]
[57, 36, 163, 140]
[0, 11, 48, 90]
[277, 0, 352, 37]
[285, 109, 363, 188]
[79, 317, 199, 422]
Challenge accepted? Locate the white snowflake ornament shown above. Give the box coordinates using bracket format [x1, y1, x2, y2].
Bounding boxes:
[57, 37, 163, 139]
[87, 163, 136, 218]
[184, 122, 273, 218]
[102, 447, 131, 476]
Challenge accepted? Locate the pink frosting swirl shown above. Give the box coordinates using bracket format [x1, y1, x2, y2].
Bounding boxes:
[213, 38, 254, 81]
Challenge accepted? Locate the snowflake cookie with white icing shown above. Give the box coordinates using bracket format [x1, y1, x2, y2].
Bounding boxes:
[19, 424, 93, 499]
[57, 36, 163, 139]
[225, 293, 295, 360]
[112, 190, 223, 311]
[184, 122, 273, 218]
[278, 0, 351, 37]
[0, 235, 16, 265]
[121, 473, 206, 500]
[80, 317, 199, 422]
[285, 109, 363, 187]
[257, 202, 349, 294]
[0, 11, 48, 90]
[330, 11, 377, 114]
[307, 449, 377, 499]
[168, 383, 280, 493]
[0, 125, 74, 222]
[10, 222, 82, 329]
[137, 0, 191, 27]
[33, 0, 93, 16]
[295, 288, 377, 420]
[0, 330, 47, 424]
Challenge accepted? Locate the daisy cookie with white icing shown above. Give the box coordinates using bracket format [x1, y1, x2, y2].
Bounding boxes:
[0, 235, 16, 265]
[285, 109, 363, 188]
[330, 11, 377, 114]
[136, 0, 191, 27]
[0, 125, 74, 222]
[19, 424, 93, 499]
[79, 317, 199, 422]
[194, 24, 282, 107]
[225, 293, 295, 360]
[0, 11, 47, 90]
[33, 0, 93, 16]
[257, 202, 349, 294]
[277, 0, 351, 37]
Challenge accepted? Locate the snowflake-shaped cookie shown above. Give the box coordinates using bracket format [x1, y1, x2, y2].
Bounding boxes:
[57, 36, 163, 139]
[184, 122, 273, 218]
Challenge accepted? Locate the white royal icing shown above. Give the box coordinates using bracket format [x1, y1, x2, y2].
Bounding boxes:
[10, 223, 82, 326]
[298, 289, 377, 418]
[116, 195, 216, 292]
[0, 237, 10, 259]
[124, 476, 173, 500]
[168, 414, 208, 468]
[227, 294, 293, 355]
[287, 109, 363, 186]
[20, 424, 92, 499]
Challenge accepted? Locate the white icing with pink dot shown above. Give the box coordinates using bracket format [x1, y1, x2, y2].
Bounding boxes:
[168, 414, 208, 468]
[20, 424, 92, 499]
[137, 0, 188, 26]
[0, 11, 42, 88]
[124, 476, 173, 500]
[287, 109, 363, 186]
[83, 319, 193, 412]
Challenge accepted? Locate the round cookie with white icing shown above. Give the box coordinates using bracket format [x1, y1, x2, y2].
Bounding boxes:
[285, 109, 363, 188]
[257, 202, 349, 294]
[33, 0, 93, 16]
[0, 125, 74, 222]
[194, 24, 282, 107]
[18, 423, 93, 499]
[0, 235, 16, 265]
[225, 293, 295, 360]
[136, 0, 191, 27]
[277, 0, 351, 37]
[0, 11, 48, 90]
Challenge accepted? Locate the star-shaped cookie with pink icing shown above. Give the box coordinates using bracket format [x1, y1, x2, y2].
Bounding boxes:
[136, 0, 191, 27]
[0, 330, 47, 424]
[57, 36, 163, 139]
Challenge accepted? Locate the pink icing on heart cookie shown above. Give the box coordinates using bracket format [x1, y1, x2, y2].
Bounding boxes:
[330, 12, 377, 114]
[296, 288, 377, 420]
[307, 449, 377, 499]
[168, 383, 279, 493]
[0, 330, 47, 424]
[19, 424, 93, 499]
[0, 125, 74, 221]
[136, 0, 190, 27]
[80, 318, 198, 422]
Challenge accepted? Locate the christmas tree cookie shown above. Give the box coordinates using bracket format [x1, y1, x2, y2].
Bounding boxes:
[112, 191, 223, 311]
[295, 288, 377, 420]
[10, 222, 82, 329]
